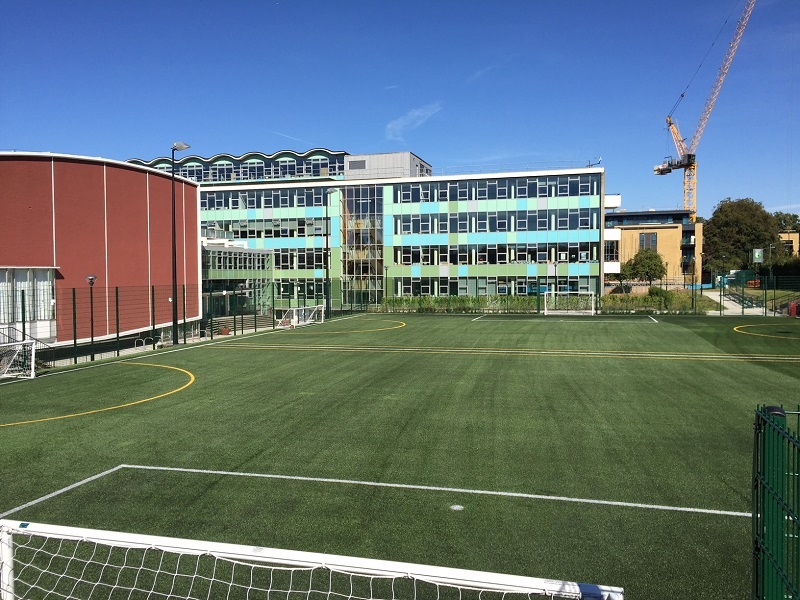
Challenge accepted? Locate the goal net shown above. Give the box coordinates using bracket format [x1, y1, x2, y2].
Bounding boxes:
[275, 304, 325, 329]
[0, 340, 35, 379]
[543, 292, 596, 316]
[0, 520, 624, 600]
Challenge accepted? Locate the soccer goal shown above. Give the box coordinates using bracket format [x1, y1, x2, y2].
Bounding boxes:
[543, 291, 596, 316]
[0, 520, 623, 600]
[0, 340, 35, 379]
[275, 304, 325, 329]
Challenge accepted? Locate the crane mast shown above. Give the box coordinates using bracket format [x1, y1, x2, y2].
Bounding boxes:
[654, 0, 756, 215]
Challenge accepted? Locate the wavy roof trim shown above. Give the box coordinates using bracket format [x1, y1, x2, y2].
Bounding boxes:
[129, 148, 349, 166]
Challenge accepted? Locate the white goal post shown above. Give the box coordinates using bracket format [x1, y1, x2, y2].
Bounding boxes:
[275, 304, 325, 329]
[543, 291, 596, 316]
[0, 341, 35, 379]
[0, 520, 623, 600]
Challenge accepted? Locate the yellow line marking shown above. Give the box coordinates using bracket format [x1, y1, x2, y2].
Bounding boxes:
[210, 339, 797, 359]
[733, 323, 800, 341]
[0, 363, 195, 428]
[209, 343, 800, 363]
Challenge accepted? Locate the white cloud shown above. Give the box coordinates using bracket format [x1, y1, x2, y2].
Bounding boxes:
[467, 65, 497, 83]
[385, 102, 442, 141]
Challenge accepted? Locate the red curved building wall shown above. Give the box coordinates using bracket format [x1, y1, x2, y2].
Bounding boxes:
[1, 154, 199, 342]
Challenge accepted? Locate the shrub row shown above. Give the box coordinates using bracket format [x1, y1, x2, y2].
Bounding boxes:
[380, 288, 715, 315]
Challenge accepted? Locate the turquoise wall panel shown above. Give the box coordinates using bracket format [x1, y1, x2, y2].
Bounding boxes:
[458, 265, 468, 277]
[412, 265, 421, 277]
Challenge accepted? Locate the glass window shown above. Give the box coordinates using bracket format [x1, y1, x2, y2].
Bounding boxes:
[639, 232, 657, 250]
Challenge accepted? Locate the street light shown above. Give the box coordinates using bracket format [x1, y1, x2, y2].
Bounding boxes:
[171, 141, 190, 346]
[85, 275, 97, 361]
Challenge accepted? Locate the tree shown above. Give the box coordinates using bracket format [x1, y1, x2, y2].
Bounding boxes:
[631, 248, 666, 286]
[773, 211, 800, 232]
[703, 198, 781, 273]
[612, 258, 636, 292]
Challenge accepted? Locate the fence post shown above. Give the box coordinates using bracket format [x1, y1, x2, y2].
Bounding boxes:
[19, 289, 27, 341]
[115, 287, 120, 356]
[182, 284, 187, 344]
[72, 288, 78, 364]
[151, 286, 156, 350]
[254, 284, 258, 333]
[233, 290, 238, 336]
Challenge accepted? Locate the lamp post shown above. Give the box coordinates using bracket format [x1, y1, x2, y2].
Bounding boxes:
[85, 275, 97, 361]
[171, 141, 190, 346]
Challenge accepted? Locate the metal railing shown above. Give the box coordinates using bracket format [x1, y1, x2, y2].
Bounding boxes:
[753, 406, 800, 599]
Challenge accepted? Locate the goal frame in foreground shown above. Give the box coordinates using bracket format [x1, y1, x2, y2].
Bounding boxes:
[0, 520, 623, 600]
[543, 291, 596, 316]
[0, 340, 35, 379]
[275, 304, 325, 329]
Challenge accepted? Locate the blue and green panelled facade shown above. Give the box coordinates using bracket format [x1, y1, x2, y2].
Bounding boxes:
[131, 150, 607, 306]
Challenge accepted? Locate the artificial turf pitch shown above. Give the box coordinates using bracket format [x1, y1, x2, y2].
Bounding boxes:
[2, 313, 800, 599]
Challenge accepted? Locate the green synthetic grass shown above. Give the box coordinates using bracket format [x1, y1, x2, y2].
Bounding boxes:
[2, 314, 800, 599]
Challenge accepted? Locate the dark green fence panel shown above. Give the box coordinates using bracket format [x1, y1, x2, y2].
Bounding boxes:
[753, 405, 800, 599]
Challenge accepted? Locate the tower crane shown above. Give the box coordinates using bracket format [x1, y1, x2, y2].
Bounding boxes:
[654, 0, 756, 216]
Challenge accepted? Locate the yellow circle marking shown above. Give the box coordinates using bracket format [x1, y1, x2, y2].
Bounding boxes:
[733, 323, 800, 341]
[283, 319, 406, 334]
[0, 363, 195, 428]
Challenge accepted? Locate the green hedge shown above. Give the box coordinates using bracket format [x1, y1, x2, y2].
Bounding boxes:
[381, 295, 540, 313]
[599, 287, 713, 314]
[381, 290, 716, 315]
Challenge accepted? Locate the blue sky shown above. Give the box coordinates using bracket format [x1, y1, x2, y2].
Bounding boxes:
[1, 0, 797, 218]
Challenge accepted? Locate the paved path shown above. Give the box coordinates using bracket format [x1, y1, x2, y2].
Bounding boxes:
[703, 289, 773, 317]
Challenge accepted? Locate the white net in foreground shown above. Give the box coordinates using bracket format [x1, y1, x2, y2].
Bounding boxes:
[0, 341, 35, 379]
[0, 520, 623, 600]
[543, 292, 596, 316]
[275, 304, 325, 329]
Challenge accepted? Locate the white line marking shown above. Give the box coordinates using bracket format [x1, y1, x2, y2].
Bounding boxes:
[0, 465, 126, 519]
[122, 464, 751, 518]
[0, 314, 365, 386]
[649, 316, 658, 323]
[471, 315, 484, 321]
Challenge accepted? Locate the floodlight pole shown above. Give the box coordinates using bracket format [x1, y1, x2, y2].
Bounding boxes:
[171, 141, 190, 346]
